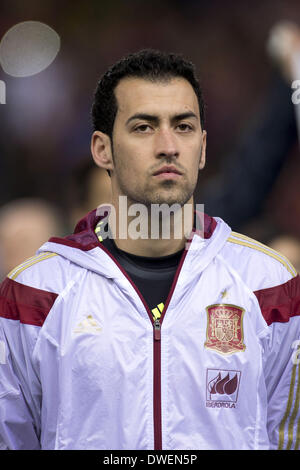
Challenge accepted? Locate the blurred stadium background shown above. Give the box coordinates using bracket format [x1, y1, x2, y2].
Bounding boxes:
[1, 0, 300, 273]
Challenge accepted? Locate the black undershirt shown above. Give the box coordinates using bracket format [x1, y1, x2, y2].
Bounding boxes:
[100, 230, 183, 318]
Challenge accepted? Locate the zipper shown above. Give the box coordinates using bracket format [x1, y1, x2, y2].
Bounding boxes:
[153, 318, 162, 450]
[95, 239, 190, 451]
[154, 318, 161, 341]
[152, 247, 189, 450]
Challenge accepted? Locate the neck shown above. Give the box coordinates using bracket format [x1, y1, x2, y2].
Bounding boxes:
[108, 196, 194, 257]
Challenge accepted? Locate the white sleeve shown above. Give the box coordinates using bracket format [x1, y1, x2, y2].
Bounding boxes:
[257, 274, 300, 450]
[0, 318, 41, 450]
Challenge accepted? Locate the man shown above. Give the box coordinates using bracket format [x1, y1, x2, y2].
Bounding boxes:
[0, 50, 299, 450]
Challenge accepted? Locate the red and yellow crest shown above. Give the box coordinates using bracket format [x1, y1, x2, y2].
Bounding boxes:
[204, 304, 246, 355]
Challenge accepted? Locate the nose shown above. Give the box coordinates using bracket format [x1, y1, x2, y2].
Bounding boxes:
[155, 128, 179, 159]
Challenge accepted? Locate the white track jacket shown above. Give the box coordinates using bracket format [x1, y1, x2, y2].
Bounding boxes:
[0, 211, 300, 450]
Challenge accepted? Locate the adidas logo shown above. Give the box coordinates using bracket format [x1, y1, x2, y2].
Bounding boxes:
[151, 303, 164, 320]
[74, 315, 102, 334]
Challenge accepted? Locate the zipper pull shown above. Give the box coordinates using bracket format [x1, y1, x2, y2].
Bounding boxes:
[154, 319, 161, 341]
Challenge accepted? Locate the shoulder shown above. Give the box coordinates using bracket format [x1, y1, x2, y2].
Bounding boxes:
[6, 251, 71, 291]
[221, 231, 297, 290]
[0, 252, 75, 327]
[220, 231, 300, 326]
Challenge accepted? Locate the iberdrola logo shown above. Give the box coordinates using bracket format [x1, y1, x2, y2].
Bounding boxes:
[206, 369, 241, 408]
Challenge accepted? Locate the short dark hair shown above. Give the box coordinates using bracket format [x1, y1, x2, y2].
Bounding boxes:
[91, 49, 205, 138]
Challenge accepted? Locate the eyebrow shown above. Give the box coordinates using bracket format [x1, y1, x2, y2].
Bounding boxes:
[125, 111, 198, 126]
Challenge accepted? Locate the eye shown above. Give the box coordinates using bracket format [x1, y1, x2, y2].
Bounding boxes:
[176, 123, 193, 132]
[134, 124, 153, 133]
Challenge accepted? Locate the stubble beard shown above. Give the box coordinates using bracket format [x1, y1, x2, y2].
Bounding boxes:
[111, 140, 198, 209]
[118, 176, 195, 209]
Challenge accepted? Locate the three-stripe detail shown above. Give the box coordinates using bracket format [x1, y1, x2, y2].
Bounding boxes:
[227, 231, 297, 277]
[7, 252, 57, 280]
[278, 344, 300, 450]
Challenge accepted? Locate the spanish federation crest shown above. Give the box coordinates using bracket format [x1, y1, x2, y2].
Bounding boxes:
[204, 304, 246, 355]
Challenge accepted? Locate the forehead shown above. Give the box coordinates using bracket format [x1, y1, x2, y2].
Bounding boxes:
[114, 77, 200, 119]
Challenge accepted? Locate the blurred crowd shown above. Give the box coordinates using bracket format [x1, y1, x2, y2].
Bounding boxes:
[1, 0, 300, 278]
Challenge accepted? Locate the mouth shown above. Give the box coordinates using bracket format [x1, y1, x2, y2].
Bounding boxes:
[152, 166, 183, 179]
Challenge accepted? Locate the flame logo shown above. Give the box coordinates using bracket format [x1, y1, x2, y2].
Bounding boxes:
[208, 372, 238, 396]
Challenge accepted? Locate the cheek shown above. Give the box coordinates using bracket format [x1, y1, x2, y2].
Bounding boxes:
[114, 140, 148, 174]
[187, 144, 202, 171]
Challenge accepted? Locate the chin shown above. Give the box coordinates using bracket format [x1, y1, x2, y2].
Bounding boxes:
[124, 181, 194, 207]
[142, 192, 193, 208]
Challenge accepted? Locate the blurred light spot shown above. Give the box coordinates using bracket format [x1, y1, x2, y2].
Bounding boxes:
[0, 21, 60, 77]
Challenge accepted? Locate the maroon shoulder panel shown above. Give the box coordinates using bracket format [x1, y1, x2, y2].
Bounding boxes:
[0, 277, 58, 327]
[254, 274, 300, 325]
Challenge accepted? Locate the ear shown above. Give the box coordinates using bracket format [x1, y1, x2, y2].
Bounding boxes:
[91, 131, 114, 171]
[199, 130, 207, 170]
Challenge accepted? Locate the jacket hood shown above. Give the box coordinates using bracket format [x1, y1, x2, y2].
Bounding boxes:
[38, 209, 232, 280]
